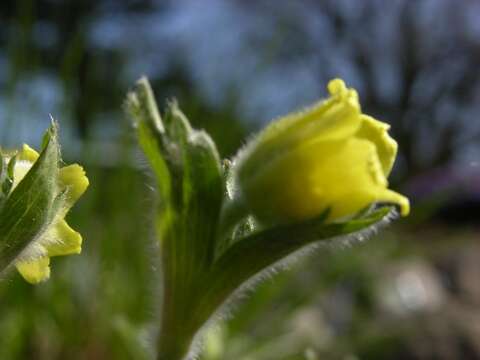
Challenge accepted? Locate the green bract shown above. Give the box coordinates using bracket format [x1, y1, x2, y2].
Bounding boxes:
[125, 77, 407, 360]
[0, 124, 89, 284]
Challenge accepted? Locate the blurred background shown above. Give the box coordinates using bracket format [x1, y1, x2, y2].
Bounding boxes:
[1, 0, 480, 359]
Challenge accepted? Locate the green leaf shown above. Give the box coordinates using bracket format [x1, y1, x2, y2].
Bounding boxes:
[163, 102, 224, 269]
[195, 206, 394, 325]
[125, 76, 165, 134]
[126, 79, 224, 270]
[0, 125, 61, 272]
[125, 79, 171, 207]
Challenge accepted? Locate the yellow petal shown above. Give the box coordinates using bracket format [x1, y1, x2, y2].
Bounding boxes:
[11, 145, 39, 188]
[264, 78, 360, 145]
[375, 188, 410, 217]
[243, 137, 408, 223]
[239, 78, 362, 182]
[15, 256, 50, 284]
[59, 164, 89, 210]
[307, 138, 384, 220]
[12, 161, 33, 188]
[306, 137, 409, 219]
[18, 144, 39, 162]
[14, 221, 82, 283]
[356, 115, 398, 176]
[292, 78, 362, 143]
[45, 220, 82, 257]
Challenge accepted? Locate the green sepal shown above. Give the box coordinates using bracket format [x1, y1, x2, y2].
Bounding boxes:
[163, 102, 223, 267]
[0, 125, 62, 273]
[195, 206, 393, 326]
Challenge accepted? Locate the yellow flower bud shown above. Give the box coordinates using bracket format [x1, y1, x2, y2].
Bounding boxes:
[234, 79, 409, 225]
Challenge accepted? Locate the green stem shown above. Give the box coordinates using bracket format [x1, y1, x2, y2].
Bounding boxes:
[157, 330, 194, 360]
[156, 290, 195, 360]
[156, 235, 199, 360]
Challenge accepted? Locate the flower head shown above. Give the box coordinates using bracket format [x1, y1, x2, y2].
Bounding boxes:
[234, 78, 409, 225]
[10, 144, 89, 284]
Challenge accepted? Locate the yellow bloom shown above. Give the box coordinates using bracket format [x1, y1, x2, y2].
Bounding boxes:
[12, 144, 89, 283]
[235, 78, 409, 225]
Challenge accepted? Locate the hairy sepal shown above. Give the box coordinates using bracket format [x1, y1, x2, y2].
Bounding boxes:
[0, 125, 63, 273]
[195, 206, 395, 328]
